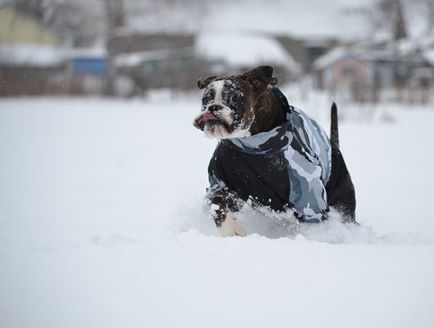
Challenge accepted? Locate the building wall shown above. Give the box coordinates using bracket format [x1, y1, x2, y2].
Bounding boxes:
[73, 58, 107, 76]
[332, 59, 367, 86]
[0, 6, 61, 45]
[0, 66, 66, 96]
[109, 33, 194, 55]
[277, 36, 337, 73]
[314, 58, 371, 101]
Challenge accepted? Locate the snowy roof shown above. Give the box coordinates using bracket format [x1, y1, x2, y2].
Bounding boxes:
[423, 50, 434, 66]
[312, 47, 348, 70]
[313, 45, 398, 70]
[312, 45, 385, 70]
[114, 47, 193, 68]
[0, 44, 65, 67]
[195, 32, 301, 73]
[420, 34, 434, 49]
[65, 47, 107, 59]
[0, 45, 110, 67]
[313, 37, 434, 70]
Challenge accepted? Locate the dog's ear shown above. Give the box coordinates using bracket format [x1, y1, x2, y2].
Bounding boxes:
[243, 65, 278, 95]
[197, 75, 218, 89]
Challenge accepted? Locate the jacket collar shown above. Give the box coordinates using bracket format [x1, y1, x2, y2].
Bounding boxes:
[221, 87, 293, 155]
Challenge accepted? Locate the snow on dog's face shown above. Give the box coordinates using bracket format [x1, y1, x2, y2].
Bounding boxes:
[193, 66, 277, 139]
[193, 78, 254, 139]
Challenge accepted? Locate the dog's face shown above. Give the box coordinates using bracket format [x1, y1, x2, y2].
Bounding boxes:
[194, 78, 254, 138]
[193, 66, 277, 139]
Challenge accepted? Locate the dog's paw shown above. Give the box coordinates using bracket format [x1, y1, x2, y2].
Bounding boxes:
[218, 212, 246, 237]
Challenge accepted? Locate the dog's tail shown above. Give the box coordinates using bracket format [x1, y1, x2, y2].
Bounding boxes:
[330, 102, 339, 150]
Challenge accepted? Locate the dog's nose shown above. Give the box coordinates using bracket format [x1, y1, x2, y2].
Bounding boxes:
[208, 104, 223, 113]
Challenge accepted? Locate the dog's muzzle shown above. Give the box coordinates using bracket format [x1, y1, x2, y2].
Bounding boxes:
[194, 105, 231, 132]
[194, 112, 216, 130]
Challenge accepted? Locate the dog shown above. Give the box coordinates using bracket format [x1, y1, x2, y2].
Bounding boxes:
[194, 66, 356, 237]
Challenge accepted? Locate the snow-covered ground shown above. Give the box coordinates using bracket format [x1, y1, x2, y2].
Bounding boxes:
[0, 95, 433, 328]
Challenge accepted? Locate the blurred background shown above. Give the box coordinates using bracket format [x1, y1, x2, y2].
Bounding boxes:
[1, 2, 434, 327]
[1, 0, 433, 103]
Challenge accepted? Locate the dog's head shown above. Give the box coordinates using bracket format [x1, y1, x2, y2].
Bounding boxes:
[193, 65, 278, 139]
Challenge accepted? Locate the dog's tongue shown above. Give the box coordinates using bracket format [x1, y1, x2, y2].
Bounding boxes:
[201, 113, 218, 122]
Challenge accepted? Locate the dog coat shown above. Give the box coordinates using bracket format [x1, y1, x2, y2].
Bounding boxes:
[208, 88, 332, 222]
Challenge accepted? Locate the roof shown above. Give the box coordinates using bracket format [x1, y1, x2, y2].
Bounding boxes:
[0, 44, 108, 67]
[0, 44, 64, 67]
[114, 47, 193, 68]
[312, 47, 349, 70]
[313, 36, 434, 71]
[423, 50, 434, 66]
[195, 32, 301, 73]
[65, 47, 107, 59]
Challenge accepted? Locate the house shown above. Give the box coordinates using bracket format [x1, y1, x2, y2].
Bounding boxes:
[111, 30, 305, 95]
[69, 48, 107, 76]
[0, 5, 61, 46]
[0, 5, 65, 96]
[64, 47, 108, 95]
[312, 37, 434, 103]
[276, 36, 337, 73]
[110, 32, 200, 94]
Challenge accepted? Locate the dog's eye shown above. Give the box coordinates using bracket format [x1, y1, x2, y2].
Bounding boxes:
[230, 94, 241, 104]
[202, 89, 215, 105]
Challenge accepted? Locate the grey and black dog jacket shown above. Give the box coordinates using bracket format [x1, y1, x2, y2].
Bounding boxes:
[208, 87, 355, 223]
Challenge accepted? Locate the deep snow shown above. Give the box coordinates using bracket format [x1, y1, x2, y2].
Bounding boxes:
[0, 95, 434, 328]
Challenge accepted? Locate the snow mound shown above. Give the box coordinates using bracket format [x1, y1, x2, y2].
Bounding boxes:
[179, 203, 434, 245]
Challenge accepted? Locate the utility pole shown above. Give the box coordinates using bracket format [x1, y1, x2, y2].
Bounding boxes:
[104, 0, 124, 96]
[427, 1, 434, 35]
[391, 0, 407, 97]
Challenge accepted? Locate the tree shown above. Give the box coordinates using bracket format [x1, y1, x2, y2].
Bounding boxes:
[368, 0, 408, 40]
[425, 1, 434, 35]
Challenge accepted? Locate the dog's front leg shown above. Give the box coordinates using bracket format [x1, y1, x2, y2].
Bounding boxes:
[208, 193, 246, 237]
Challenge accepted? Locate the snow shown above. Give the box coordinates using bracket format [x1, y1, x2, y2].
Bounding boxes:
[196, 32, 301, 73]
[311, 45, 384, 71]
[65, 47, 107, 59]
[0, 44, 65, 67]
[115, 47, 193, 68]
[312, 47, 348, 70]
[0, 45, 108, 67]
[313, 35, 434, 71]
[1, 95, 434, 328]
